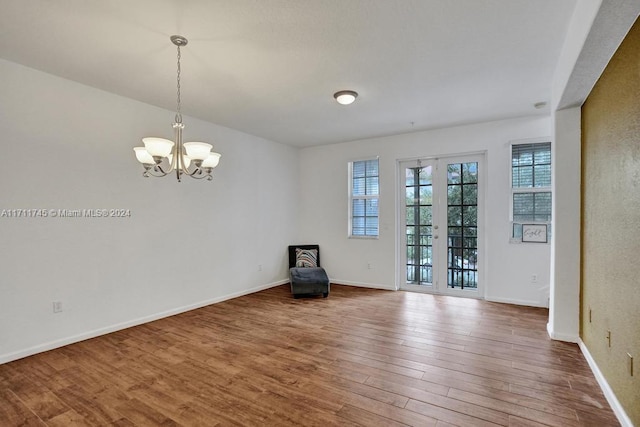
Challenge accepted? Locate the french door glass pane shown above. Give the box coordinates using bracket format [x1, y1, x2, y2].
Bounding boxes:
[405, 165, 433, 285]
[447, 162, 478, 290]
[463, 184, 478, 205]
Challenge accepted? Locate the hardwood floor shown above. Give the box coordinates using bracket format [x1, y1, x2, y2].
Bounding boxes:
[0, 284, 619, 426]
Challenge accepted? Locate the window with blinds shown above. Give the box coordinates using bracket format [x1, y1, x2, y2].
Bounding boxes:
[349, 159, 379, 237]
[511, 143, 552, 241]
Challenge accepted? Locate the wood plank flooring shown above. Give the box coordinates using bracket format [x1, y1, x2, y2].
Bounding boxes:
[0, 284, 619, 426]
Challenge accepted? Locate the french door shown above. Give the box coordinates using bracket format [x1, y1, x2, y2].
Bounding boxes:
[398, 154, 483, 296]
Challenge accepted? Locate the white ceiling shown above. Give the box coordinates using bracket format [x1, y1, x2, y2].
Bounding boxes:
[0, 0, 579, 147]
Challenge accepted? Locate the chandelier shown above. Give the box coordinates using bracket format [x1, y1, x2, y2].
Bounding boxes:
[133, 35, 221, 182]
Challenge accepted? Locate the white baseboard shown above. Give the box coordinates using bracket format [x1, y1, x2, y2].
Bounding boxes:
[545, 322, 579, 343]
[331, 279, 396, 291]
[578, 339, 633, 427]
[485, 295, 548, 308]
[0, 279, 288, 365]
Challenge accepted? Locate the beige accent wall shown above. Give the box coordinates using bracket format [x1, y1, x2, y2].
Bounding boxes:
[581, 18, 640, 424]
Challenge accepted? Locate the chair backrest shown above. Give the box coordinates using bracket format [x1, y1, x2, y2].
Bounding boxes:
[288, 244, 321, 268]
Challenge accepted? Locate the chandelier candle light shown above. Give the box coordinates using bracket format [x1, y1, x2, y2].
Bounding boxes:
[133, 35, 221, 182]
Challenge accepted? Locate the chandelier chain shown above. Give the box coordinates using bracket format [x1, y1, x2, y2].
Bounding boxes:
[176, 45, 182, 122]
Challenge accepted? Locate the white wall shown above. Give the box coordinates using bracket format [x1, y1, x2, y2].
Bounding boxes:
[298, 117, 552, 306]
[0, 59, 299, 363]
[548, 108, 582, 342]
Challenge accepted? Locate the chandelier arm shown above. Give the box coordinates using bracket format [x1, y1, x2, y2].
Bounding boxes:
[174, 124, 208, 178]
[175, 165, 182, 181]
[173, 122, 184, 181]
[175, 147, 182, 181]
[187, 171, 213, 180]
[180, 164, 207, 177]
[168, 144, 178, 174]
[146, 164, 172, 177]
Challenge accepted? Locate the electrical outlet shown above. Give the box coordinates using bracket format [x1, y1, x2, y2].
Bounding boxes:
[367, 262, 372, 270]
[588, 307, 592, 323]
[52, 301, 62, 313]
[258, 264, 262, 271]
[606, 330, 611, 347]
[531, 274, 538, 283]
[628, 353, 634, 376]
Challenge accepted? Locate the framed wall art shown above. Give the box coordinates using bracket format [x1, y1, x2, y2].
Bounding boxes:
[522, 224, 548, 243]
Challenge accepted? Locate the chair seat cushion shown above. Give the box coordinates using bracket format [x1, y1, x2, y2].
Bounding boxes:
[289, 267, 329, 284]
[289, 267, 329, 296]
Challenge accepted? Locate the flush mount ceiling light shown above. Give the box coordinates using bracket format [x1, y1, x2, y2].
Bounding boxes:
[334, 90, 358, 105]
[133, 35, 221, 182]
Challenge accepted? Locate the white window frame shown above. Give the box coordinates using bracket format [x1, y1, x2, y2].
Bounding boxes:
[509, 139, 552, 243]
[348, 157, 380, 239]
